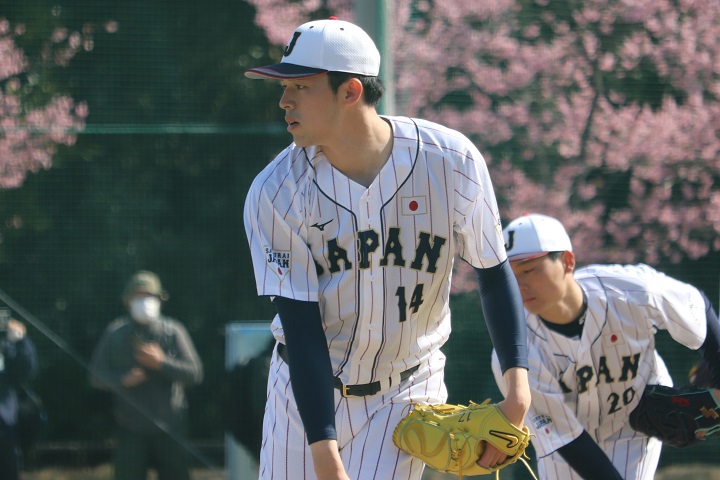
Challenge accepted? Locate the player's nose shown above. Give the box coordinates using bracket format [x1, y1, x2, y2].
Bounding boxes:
[279, 90, 293, 110]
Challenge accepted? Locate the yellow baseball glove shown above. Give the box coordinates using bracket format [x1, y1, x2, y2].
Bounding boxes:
[393, 400, 535, 479]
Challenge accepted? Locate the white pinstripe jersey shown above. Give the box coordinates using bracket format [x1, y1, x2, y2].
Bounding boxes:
[493, 263, 706, 477]
[245, 116, 506, 386]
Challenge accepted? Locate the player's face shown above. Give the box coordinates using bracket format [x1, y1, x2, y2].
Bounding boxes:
[278, 74, 341, 148]
[510, 254, 571, 318]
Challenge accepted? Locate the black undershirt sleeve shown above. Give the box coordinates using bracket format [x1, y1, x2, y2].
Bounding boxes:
[272, 296, 336, 444]
[557, 430, 623, 479]
[698, 291, 720, 387]
[474, 261, 529, 373]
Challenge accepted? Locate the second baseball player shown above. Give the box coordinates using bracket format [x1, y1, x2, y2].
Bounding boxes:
[493, 213, 720, 480]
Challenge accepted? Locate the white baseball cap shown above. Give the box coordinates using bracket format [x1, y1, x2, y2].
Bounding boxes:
[245, 17, 381, 80]
[503, 213, 573, 262]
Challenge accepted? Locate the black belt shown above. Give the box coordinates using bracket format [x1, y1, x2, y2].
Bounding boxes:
[277, 342, 419, 397]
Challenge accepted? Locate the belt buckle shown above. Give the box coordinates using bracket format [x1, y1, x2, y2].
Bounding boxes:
[341, 383, 350, 398]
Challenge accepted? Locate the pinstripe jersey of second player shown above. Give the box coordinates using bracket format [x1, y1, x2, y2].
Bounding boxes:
[492, 263, 706, 479]
[245, 115, 506, 386]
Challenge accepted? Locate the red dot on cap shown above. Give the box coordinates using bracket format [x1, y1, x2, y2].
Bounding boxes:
[329, 16, 338, 20]
[611, 334, 618, 342]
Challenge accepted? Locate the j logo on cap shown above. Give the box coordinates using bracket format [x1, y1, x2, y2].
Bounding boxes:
[284, 32, 301, 57]
[503, 213, 573, 262]
[505, 230, 516, 251]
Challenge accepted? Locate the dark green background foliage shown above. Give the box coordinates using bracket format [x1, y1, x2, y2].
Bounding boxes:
[0, 0, 284, 445]
[0, 0, 718, 473]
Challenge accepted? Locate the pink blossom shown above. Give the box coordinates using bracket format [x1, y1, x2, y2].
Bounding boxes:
[0, 18, 97, 188]
[104, 21, 119, 34]
[248, 0, 720, 287]
[51, 28, 68, 43]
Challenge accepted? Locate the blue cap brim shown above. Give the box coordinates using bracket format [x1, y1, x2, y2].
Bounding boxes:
[245, 63, 328, 79]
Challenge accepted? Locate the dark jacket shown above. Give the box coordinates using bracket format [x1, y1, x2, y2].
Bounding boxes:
[89, 316, 203, 433]
[0, 334, 38, 428]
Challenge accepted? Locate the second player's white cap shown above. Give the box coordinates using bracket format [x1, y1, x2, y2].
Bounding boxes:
[245, 17, 380, 80]
[503, 213, 573, 262]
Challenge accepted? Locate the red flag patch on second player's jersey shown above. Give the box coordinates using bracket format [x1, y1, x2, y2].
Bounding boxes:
[265, 246, 290, 280]
[401, 196, 427, 216]
[603, 331, 626, 348]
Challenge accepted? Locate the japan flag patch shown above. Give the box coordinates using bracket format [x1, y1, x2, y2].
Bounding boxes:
[401, 196, 427, 216]
[532, 414, 553, 435]
[603, 331, 626, 348]
[265, 246, 291, 280]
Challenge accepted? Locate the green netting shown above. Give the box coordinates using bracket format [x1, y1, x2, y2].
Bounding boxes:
[1, 1, 719, 477]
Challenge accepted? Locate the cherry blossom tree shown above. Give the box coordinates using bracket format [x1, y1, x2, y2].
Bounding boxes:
[0, 18, 98, 189]
[246, 0, 720, 291]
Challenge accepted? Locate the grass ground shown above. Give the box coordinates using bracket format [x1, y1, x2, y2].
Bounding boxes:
[20, 464, 720, 480]
[21, 465, 225, 480]
[424, 465, 720, 480]
[420, 465, 720, 480]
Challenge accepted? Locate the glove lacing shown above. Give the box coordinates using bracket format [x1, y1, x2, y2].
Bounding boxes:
[449, 433, 539, 480]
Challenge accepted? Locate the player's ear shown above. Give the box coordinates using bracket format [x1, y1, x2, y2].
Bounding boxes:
[342, 78, 364, 105]
[562, 251, 576, 273]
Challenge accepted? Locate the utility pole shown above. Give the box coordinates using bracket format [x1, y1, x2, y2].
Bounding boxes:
[354, 0, 395, 115]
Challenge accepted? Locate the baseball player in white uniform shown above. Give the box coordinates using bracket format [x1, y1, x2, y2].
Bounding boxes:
[492, 213, 720, 479]
[243, 18, 531, 480]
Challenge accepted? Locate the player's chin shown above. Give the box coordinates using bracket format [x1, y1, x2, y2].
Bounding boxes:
[522, 299, 543, 315]
[292, 136, 312, 148]
[522, 297, 538, 308]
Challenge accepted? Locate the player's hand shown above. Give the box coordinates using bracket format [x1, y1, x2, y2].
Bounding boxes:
[134, 342, 166, 370]
[6, 319, 26, 342]
[121, 367, 147, 387]
[478, 367, 531, 469]
[476, 397, 529, 469]
[310, 439, 350, 480]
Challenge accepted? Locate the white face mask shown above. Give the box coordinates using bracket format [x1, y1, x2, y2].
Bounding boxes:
[129, 296, 161, 324]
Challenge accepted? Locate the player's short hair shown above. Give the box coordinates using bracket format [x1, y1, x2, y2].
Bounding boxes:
[327, 72, 385, 107]
[546, 251, 564, 261]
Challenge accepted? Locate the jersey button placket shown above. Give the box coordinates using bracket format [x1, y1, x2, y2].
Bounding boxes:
[356, 192, 382, 381]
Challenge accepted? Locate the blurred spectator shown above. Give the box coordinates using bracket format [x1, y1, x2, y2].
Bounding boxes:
[89, 271, 203, 480]
[0, 309, 39, 480]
